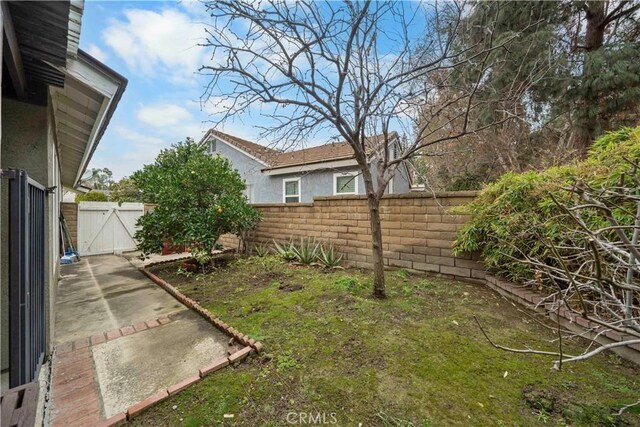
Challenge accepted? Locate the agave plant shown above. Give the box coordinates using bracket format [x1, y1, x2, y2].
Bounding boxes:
[318, 242, 344, 269]
[254, 242, 270, 257]
[273, 239, 297, 261]
[291, 237, 320, 264]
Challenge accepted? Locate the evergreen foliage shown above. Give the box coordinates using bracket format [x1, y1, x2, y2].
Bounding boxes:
[454, 126, 640, 282]
[75, 191, 109, 203]
[132, 138, 261, 260]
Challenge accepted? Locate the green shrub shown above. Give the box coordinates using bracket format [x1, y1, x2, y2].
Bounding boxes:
[453, 126, 640, 283]
[75, 191, 109, 203]
[132, 138, 261, 260]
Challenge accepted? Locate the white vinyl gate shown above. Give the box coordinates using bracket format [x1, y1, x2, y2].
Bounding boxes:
[77, 202, 144, 256]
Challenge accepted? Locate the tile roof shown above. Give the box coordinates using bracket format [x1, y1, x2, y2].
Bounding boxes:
[206, 130, 280, 164]
[204, 130, 398, 170]
[270, 141, 354, 168]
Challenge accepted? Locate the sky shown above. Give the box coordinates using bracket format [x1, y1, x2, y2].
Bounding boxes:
[81, 0, 269, 179]
[80, 0, 429, 180]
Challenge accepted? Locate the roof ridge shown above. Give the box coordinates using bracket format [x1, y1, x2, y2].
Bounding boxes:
[205, 129, 398, 169]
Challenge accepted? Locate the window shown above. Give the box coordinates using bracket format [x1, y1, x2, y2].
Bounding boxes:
[387, 177, 394, 194]
[283, 178, 300, 203]
[334, 172, 358, 195]
[209, 138, 217, 153]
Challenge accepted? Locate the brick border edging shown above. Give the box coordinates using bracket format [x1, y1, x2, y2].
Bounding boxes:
[55, 315, 174, 355]
[138, 267, 264, 352]
[143, 255, 192, 267]
[142, 248, 236, 269]
[93, 264, 262, 427]
[97, 348, 255, 426]
[485, 274, 640, 360]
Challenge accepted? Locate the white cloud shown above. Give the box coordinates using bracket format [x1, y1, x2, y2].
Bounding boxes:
[86, 43, 109, 62]
[113, 125, 166, 147]
[177, 0, 206, 16]
[102, 8, 207, 84]
[136, 103, 193, 128]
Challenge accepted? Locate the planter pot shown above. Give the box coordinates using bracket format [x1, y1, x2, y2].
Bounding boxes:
[162, 241, 185, 255]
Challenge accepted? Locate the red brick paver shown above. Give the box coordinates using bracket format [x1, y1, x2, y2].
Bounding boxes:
[96, 412, 127, 427]
[50, 314, 180, 425]
[127, 390, 169, 418]
[50, 346, 102, 427]
[167, 375, 200, 395]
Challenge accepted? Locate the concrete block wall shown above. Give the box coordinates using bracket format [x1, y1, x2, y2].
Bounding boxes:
[60, 202, 78, 250]
[219, 191, 486, 282]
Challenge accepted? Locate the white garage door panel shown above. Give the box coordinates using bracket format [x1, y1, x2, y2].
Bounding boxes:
[78, 202, 144, 256]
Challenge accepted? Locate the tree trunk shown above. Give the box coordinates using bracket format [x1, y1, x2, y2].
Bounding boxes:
[574, 1, 606, 154]
[362, 169, 386, 298]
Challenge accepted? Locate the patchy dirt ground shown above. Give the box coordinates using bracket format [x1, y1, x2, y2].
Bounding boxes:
[138, 256, 640, 426]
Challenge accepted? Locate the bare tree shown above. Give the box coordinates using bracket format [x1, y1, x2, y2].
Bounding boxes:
[199, 0, 541, 297]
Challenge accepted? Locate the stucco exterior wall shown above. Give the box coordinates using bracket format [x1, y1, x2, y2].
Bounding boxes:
[391, 163, 411, 194]
[1, 98, 49, 371]
[211, 138, 410, 203]
[47, 105, 61, 356]
[211, 139, 276, 203]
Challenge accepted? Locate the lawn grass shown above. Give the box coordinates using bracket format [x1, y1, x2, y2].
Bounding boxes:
[134, 256, 640, 426]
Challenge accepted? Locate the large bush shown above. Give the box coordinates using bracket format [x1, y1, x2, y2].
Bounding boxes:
[75, 191, 109, 203]
[132, 138, 260, 260]
[454, 126, 640, 283]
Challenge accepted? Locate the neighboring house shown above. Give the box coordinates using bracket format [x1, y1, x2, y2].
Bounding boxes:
[0, 0, 126, 406]
[199, 130, 412, 203]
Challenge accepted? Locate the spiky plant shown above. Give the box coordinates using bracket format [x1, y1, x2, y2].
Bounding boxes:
[291, 237, 320, 265]
[254, 242, 270, 257]
[273, 239, 297, 261]
[318, 242, 344, 269]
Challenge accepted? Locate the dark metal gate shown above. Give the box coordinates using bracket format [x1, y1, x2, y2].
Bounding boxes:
[3, 168, 47, 387]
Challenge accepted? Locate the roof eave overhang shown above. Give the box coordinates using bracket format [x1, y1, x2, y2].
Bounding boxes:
[262, 157, 358, 176]
[49, 50, 127, 189]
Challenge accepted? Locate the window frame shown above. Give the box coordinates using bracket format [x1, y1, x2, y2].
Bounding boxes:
[282, 177, 301, 203]
[333, 171, 359, 196]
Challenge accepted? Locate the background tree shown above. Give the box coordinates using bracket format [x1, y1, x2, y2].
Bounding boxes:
[109, 177, 141, 204]
[132, 138, 260, 263]
[80, 167, 114, 190]
[199, 0, 537, 297]
[413, 0, 640, 190]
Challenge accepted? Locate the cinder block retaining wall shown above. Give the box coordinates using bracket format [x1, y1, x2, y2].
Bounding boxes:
[219, 191, 486, 281]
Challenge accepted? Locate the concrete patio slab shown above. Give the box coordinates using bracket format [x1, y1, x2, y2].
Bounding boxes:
[92, 310, 229, 418]
[54, 255, 185, 344]
[51, 254, 233, 426]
